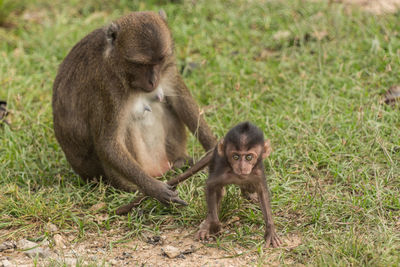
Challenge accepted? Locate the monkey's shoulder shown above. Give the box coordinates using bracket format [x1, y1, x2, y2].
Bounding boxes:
[59, 29, 106, 72]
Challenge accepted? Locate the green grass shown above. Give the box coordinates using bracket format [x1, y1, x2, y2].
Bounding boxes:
[1, 0, 400, 265]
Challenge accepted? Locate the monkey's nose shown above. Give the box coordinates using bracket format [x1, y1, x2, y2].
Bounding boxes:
[149, 78, 158, 90]
[149, 80, 154, 88]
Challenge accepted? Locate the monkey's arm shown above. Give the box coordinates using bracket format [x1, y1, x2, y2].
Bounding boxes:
[168, 75, 217, 151]
[257, 181, 282, 248]
[96, 138, 186, 205]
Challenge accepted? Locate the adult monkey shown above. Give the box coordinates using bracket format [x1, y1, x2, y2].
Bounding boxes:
[52, 11, 216, 205]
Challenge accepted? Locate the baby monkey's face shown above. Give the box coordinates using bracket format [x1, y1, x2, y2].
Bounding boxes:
[226, 143, 262, 176]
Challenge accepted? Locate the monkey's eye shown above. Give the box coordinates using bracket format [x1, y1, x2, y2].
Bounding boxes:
[232, 154, 240, 161]
[245, 155, 253, 161]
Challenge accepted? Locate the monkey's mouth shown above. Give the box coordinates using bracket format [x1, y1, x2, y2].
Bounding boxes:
[234, 169, 252, 176]
[140, 87, 156, 93]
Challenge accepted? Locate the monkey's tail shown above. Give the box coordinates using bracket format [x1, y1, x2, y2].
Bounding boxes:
[167, 149, 213, 187]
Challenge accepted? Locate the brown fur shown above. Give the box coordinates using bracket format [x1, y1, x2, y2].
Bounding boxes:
[195, 122, 281, 248]
[52, 11, 216, 205]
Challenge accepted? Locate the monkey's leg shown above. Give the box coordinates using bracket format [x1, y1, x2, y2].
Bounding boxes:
[103, 165, 138, 193]
[257, 184, 282, 248]
[63, 150, 104, 181]
[196, 186, 224, 241]
[163, 113, 193, 170]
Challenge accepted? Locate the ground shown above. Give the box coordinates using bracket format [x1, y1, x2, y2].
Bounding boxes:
[1, 227, 302, 266]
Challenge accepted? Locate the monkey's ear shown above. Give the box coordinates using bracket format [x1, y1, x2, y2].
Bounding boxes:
[158, 10, 167, 21]
[262, 139, 272, 159]
[105, 22, 119, 46]
[217, 138, 224, 157]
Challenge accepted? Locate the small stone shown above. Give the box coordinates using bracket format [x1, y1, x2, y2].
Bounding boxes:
[17, 239, 38, 250]
[17, 239, 52, 258]
[109, 259, 118, 265]
[0, 241, 16, 252]
[95, 214, 109, 223]
[53, 234, 65, 248]
[64, 258, 77, 266]
[89, 202, 107, 212]
[182, 245, 196, 255]
[1, 259, 12, 267]
[46, 223, 58, 233]
[162, 245, 181, 259]
[273, 30, 291, 41]
[24, 247, 52, 258]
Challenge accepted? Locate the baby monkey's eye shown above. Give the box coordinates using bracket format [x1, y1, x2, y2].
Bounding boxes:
[232, 154, 240, 160]
[245, 154, 253, 161]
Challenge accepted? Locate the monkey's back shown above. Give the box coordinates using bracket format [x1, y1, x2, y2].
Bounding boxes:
[52, 29, 107, 179]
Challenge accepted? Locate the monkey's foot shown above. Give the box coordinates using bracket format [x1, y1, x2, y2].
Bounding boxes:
[150, 181, 188, 206]
[264, 230, 282, 248]
[195, 220, 221, 241]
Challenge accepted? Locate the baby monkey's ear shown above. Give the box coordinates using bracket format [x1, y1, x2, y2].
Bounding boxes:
[262, 139, 272, 159]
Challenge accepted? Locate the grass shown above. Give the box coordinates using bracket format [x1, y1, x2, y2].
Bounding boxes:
[1, 0, 400, 265]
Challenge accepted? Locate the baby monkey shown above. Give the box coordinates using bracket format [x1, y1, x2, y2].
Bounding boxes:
[197, 122, 282, 248]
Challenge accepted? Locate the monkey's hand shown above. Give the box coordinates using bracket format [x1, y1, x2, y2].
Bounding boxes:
[264, 227, 282, 248]
[195, 219, 221, 241]
[147, 180, 188, 206]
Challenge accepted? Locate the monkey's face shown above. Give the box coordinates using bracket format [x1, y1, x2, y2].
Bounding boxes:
[107, 12, 173, 93]
[125, 58, 169, 93]
[117, 39, 170, 93]
[226, 143, 261, 176]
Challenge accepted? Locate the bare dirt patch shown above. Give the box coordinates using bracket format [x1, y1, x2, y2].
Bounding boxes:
[0, 228, 302, 266]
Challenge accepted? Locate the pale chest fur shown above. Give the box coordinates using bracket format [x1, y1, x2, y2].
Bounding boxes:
[123, 86, 172, 177]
